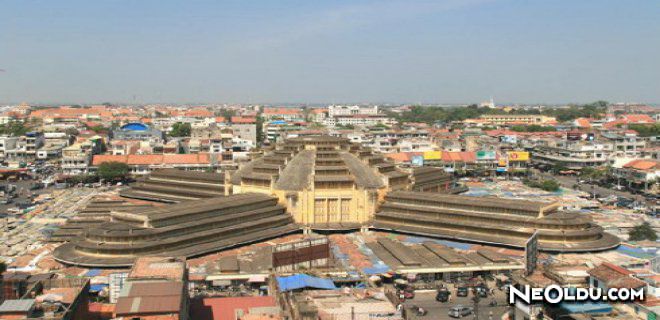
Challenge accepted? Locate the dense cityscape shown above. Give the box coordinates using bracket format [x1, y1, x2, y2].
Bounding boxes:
[2, 0, 660, 319]
[0, 101, 657, 320]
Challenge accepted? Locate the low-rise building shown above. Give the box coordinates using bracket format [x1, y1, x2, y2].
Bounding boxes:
[0, 278, 90, 320]
[288, 288, 402, 320]
[611, 159, 659, 192]
[114, 256, 189, 320]
[91, 153, 219, 175]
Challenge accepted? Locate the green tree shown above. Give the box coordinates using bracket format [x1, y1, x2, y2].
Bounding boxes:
[256, 116, 265, 144]
[540, 179, 560, 192]
[0, 121, 30, 136]
[170, 122, 191, 137]
[629, 124, 660, 137]
[551, 163, 569, 174]
[219, 109, 236, 122]
[510, 125, 556, 132]
[88, 125, 106, 133]
[97, 161, 130, 181]
[628, 222, 658, 241]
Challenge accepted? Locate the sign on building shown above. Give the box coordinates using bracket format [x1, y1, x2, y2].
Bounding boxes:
[411, 155, 424, 167]
[507, 151, 530, 162]
[272, 237, 330, 272]
[525, 231, 539, 276]
[476, 150, 496, 160]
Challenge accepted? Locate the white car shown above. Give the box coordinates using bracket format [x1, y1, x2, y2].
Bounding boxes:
[448, 305, 473, 318]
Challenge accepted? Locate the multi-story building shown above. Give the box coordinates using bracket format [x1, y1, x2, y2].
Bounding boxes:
[191, 123, 224, 140]
[262, 107, 303, 121]
[601, 131, 647, 158]
[466, 114, 557, 126]
[230, 117, 257, 145]
[0, 136, 18, 161]
[2, 132, 45, 162]
[61, 137, 104, 175]
[327, 105, 378, 117]
[324, 114, 393, 127]
[533, 140, 612, 170]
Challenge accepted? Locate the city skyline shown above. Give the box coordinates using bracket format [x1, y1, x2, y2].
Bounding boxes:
[1, 0, 659, 104]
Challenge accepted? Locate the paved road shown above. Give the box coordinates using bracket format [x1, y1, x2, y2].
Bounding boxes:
[533, 169, 650, 204]
[404, 289, 510, 320]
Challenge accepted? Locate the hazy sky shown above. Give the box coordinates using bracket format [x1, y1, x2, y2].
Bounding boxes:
[1, 0, 659, 104]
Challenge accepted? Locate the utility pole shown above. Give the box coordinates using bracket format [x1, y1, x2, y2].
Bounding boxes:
[473, 295, 480, 320]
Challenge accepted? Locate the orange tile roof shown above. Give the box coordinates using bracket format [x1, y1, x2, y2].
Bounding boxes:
[623, 159, 658, 171]
[384, 152, 416, 163]
[263, 107, 302, 115]
[92, 153, 212, 166]
[442, 151, 476, 163]
[621, 114, 654, 123]
[575, 118, 592, 128]
[231, 116, 257, 124]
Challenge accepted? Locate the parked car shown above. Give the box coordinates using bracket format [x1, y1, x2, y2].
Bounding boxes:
[401, 287, 415, 300]
[436, 288, 451, 302]
[474, 285, 488, 298]
[448, 305, 473, 318]
[456, 286, 469, 297]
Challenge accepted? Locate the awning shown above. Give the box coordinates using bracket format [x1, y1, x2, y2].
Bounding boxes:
[212, 280, 231, 286]
[248, 275, 267, 283]
[276, 274, 337, 292]
[206, 274, 268, 281]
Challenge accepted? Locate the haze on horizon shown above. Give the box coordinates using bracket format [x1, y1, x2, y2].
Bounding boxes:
[1, 0, 659, 105]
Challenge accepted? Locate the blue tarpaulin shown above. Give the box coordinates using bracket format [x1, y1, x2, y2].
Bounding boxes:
[362, 265, 391, 275]
[85, 269, 101, 277]
[276, 274, 337, 292]
[89, 284, 108, 293]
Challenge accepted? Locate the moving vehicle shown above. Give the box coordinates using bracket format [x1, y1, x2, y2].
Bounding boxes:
[448, 305, 473, 318]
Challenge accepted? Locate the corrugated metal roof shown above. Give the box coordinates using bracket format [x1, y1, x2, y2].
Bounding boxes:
[115, 295, 182, 315]
[0, 299, 36, 313]
[125, 281, 183, 297]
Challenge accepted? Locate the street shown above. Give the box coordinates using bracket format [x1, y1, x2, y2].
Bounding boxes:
[533, 169, 651, 205]
[403, 286, 510, 320]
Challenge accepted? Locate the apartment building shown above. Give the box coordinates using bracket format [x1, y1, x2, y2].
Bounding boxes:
[533, 140, 613, 169]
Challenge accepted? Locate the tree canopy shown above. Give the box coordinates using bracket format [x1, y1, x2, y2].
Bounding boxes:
[169, 122, 191, 137]
[524, 178, 561, 192]
[628, 222, 657, 242]
[0, 121, 30, 136]
[510, 125, 557, 132]
[391, 101, 608, 125]
[97, 161, 130, 181]
[629, 123, 660, 137]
